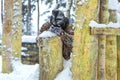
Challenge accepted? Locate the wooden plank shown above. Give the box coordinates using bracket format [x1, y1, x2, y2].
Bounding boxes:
[91, 28, 120, 35]
[38, 36, 63, 80]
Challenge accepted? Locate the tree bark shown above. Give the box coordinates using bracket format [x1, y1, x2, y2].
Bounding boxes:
[2, 0, 13, 73]
[12, 0, 22, 59]
[38, 36, 63, 80]
[117, 1, 120, 80]
[37, 0, 40, 35]
[72, 0, 98, 80]
[117, 36, 120, 80]
[105, 10, 117, 80]
[66, 0, 72, 18]
[26, 0, 31, 35]
[97, 0, 109, 80]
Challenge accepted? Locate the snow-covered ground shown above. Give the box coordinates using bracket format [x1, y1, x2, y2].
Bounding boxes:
[0, 55, 72, 80]
[0, 56, 39, 80]
[22, 35, 37, 43]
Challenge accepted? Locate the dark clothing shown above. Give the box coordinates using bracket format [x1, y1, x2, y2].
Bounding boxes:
[39, 22, 73, 60]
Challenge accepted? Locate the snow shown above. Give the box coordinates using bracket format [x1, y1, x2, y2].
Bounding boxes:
[21, 47, 28, 51]
[31, 2, 38, 35]
[0, 56, 2, 72]
[117, 12, 120, 23]
[38, 31, 57, 38]
[0, 56, 39, 80]
[55, 58, 72, 80]
[0, 40, 1, 44]
[77, 0, 88, 5]
[117, 3, 120, 12]
[22, 35, 37, 43]
[0, 55, 72, 80]
[21, 52, 29, 57]
[108, 0, 119, 10]
[89, 20, 120, 28]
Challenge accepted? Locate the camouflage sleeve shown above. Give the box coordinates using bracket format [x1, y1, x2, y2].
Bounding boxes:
[39, 22, 51, 34]
[60, 27, 74, 60]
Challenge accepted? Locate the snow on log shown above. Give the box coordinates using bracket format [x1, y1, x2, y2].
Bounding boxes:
[89, 20, 120, 28]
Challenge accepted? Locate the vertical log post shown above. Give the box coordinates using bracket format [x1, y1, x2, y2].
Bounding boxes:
[106, 9, 117, 80]
[90, 0, 120, 80]
[2, 0, 13, 73]
[117, 0, 120, 79]
[38, 36, 63, 80]
[97, 0, 109, 80]
[72, 0, 98, 80]
[12, 0, 22, 59]
[117, 36, 120, 80]
[97, 35, 106, 80]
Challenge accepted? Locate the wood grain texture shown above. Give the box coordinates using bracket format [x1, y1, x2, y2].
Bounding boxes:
[2, 0, 13, 73]
[38, 36, 63, 80]
[72, 0, 98, 80]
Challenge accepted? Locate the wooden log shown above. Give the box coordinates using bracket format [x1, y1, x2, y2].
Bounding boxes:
[106, 36, 117, 80]
[12, 0, 22, 58]
[117, 0, 120, 76]
[91, 28, 120, 35]
[2, 0, 13, 73]
[97, 35, 106, 80]
[117, 37, 120, 80]
[97, 0, 109, 80]
[72, 0, 98, 80]
[38, 36, 63, 80]
[105, 10, 117, 80]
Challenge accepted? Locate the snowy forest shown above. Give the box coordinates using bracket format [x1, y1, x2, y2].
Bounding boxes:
[0, 0, 120, 80]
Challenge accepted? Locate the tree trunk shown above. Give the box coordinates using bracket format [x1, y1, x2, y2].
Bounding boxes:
[37, 0, 40, 35]
[117, 0, 120, 80]
[66, 0, 72, 18]
[117, 36, 120, 80]
[12, 0, 22, 59]
[97, 0, 109, 80]
[26, 0, 31, 35]
[72, 0, 98, 80]
[1, 0, 3, 24]
[2, 0, 13, 73]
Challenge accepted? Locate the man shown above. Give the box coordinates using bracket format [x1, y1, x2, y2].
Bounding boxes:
[39, 9, 74, 60]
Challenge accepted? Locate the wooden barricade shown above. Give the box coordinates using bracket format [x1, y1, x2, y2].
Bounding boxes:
[72, 0, 98, 80]
[38, 36, 63, 80]
[72, 0, 120, 80]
